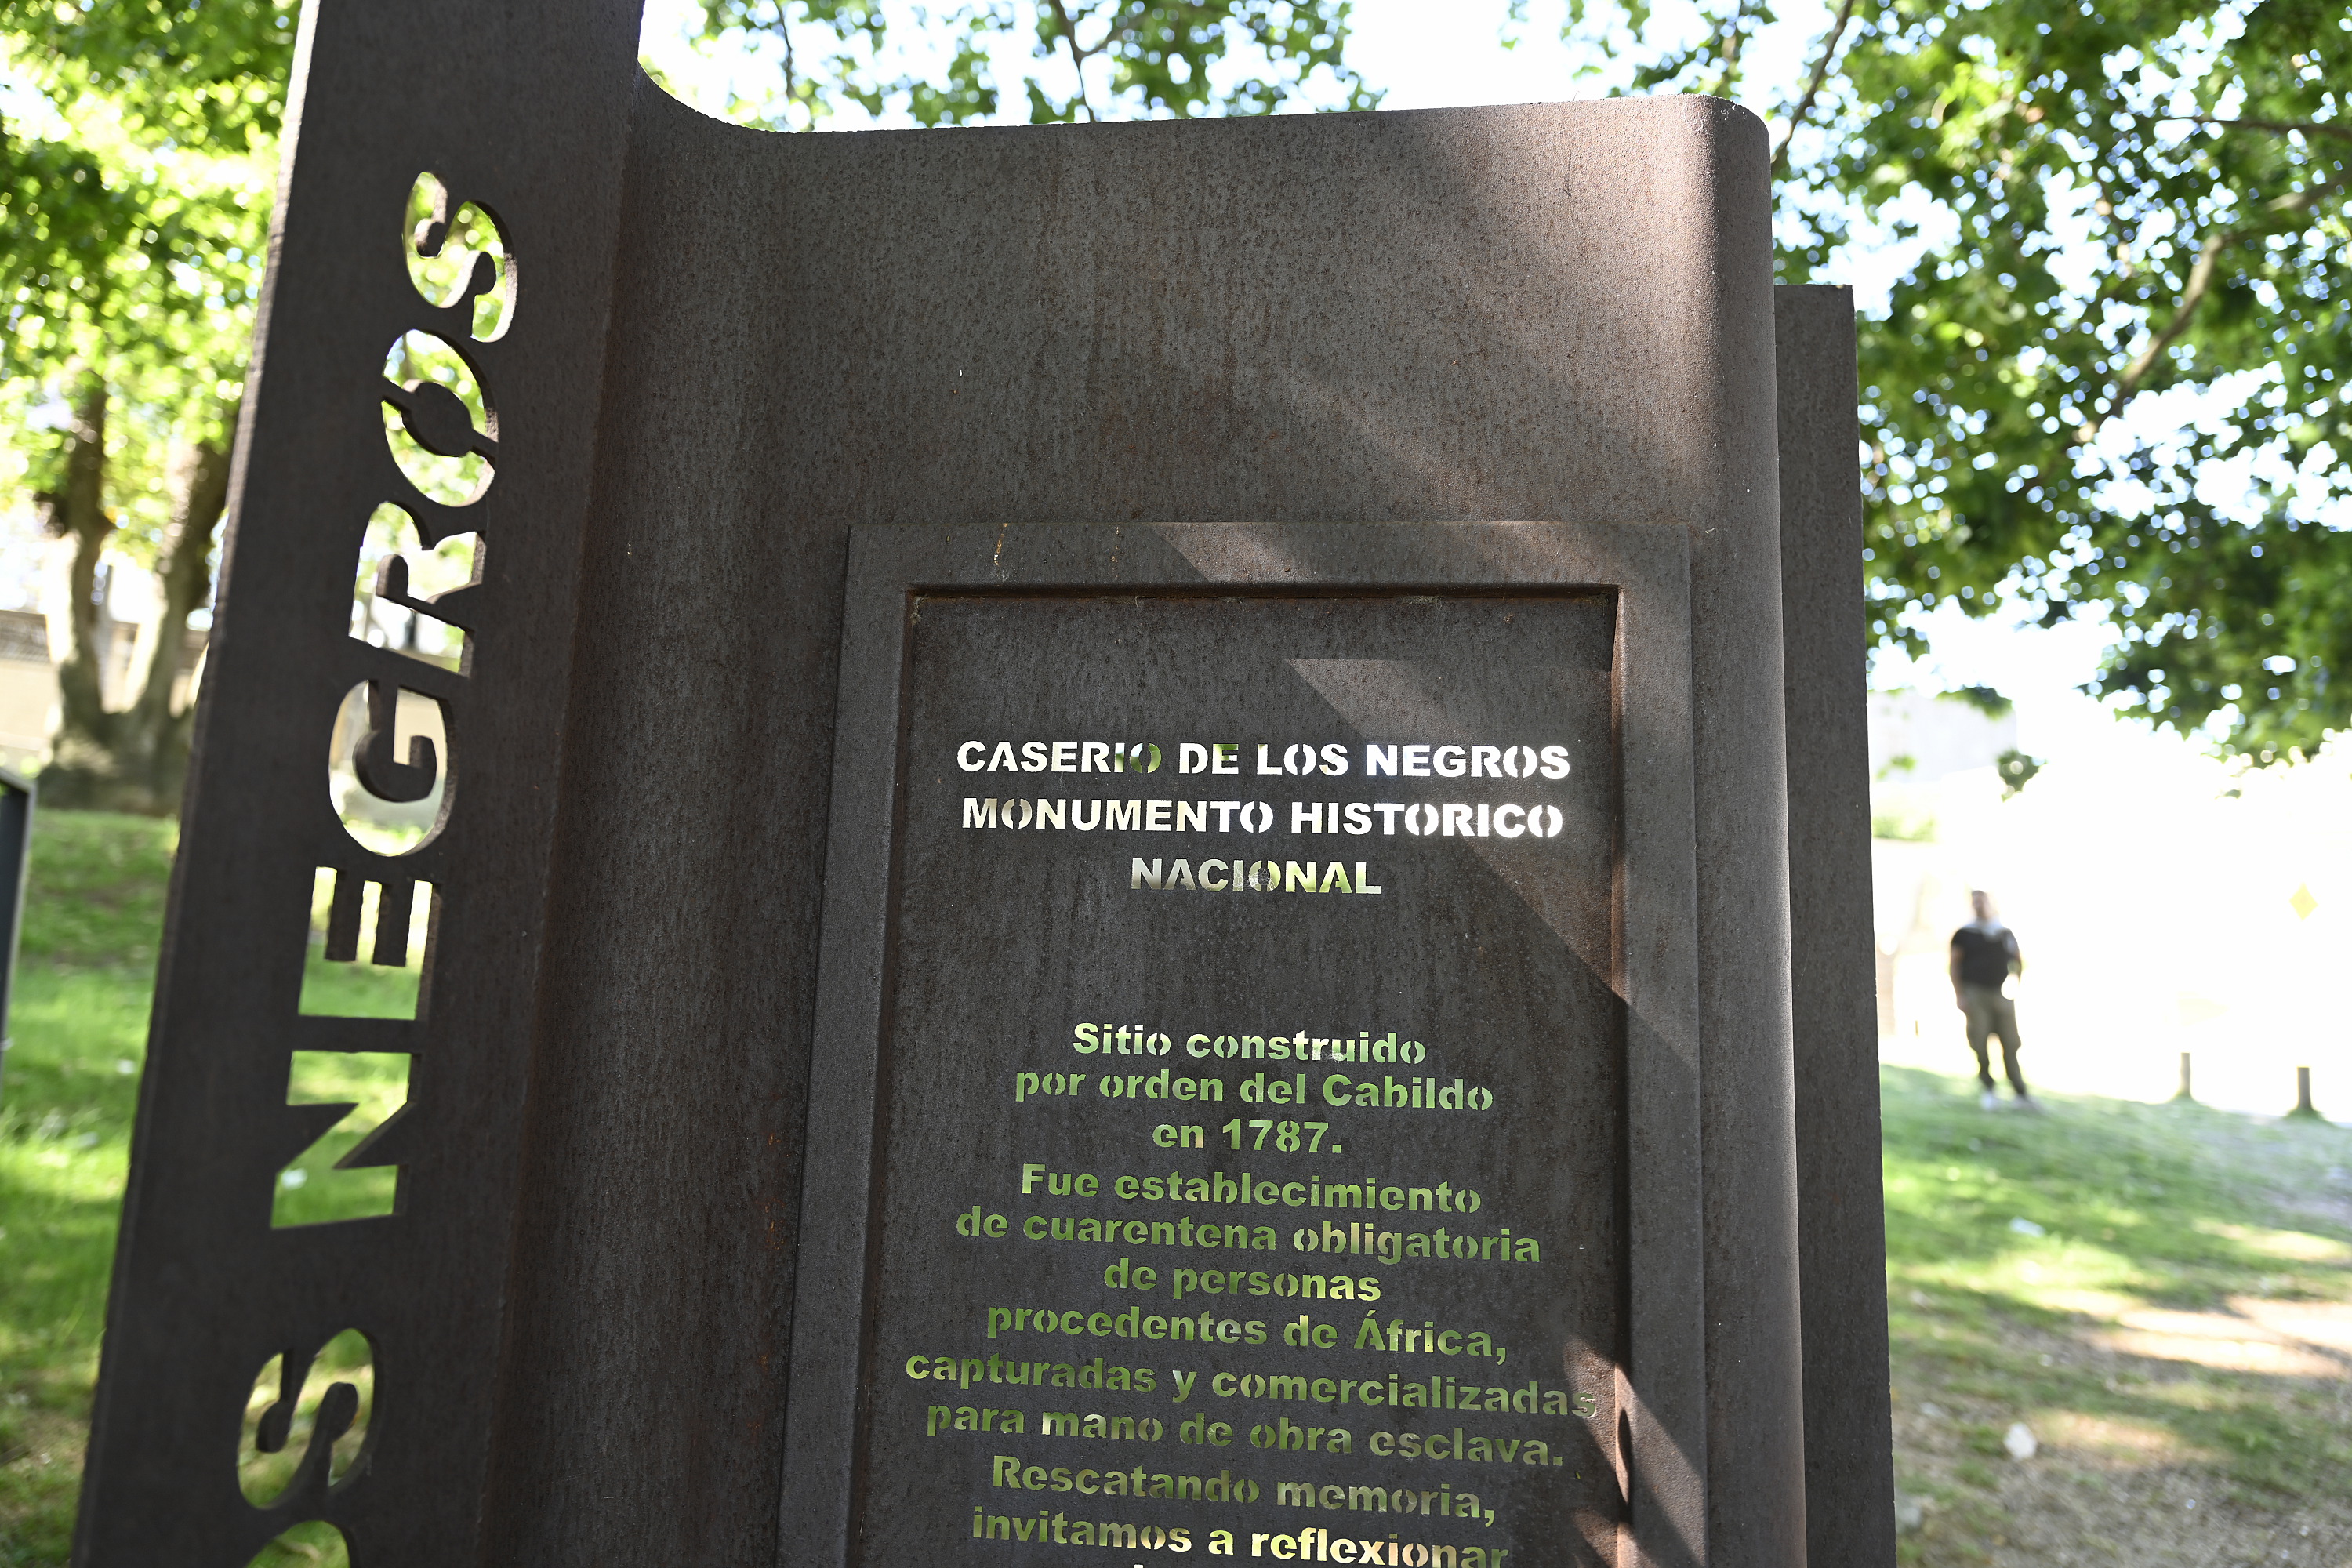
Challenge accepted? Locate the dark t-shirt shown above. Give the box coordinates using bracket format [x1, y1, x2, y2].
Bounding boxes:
[1951, 923, 2019, 989]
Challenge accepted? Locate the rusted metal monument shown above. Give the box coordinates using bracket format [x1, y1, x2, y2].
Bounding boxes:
[75, 4, 1891, 1564]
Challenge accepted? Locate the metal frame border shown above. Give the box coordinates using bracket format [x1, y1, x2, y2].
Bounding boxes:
[779, 520, 1708, 1568]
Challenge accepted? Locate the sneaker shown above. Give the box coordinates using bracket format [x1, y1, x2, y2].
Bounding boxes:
[2013, 1093, 2042, 1113]
[1980, 1090, 2000, 1111]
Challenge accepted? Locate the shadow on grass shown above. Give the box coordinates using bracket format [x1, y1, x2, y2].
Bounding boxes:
[1882, 1065, 2352, 1563]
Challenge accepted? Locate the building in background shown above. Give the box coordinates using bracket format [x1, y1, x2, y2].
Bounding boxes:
[1867, 688, 2018, 1044]
[0, 539, 212, 779]
[0, 610, 53, 775]
[1869, 685, 2347, 1120]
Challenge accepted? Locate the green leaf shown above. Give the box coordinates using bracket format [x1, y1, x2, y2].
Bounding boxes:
[1569, 0, 2352, 760]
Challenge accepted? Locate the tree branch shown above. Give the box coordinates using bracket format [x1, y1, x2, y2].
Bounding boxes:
[2071, 230, 2225, 446]
[2107, 230, 2228, 413]
[2163, 114, 2352, 145]
[2084, 169, 2348, 443]
[2262, 166, 2349, 219]
[1046, 0, 1099, 121]
[1771, 0, 1857, 177]
[773, 0, 804, 131]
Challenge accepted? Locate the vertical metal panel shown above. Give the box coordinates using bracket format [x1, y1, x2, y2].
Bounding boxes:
[74, 4, 641, 1563]
[1776, 284, 1896, 1568]
[494, 89, 1798, 1562]
[1679, 128, 1812, 1568]
[0, 767, 31, 1108]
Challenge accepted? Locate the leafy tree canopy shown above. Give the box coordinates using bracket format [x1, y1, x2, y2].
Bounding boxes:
[680, 0, 1377, 130]
[1533, 0, 2352, 764]
[1, 0, 292, 548]
[2, 0, 292, 810]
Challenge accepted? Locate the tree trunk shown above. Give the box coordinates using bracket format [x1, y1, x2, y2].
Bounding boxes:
[123, 425, 232, 808]
[38, 374, 124, 804]
[39, 384, 234, 815]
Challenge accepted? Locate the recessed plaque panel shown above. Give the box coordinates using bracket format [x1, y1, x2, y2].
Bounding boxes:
[869, 590, 1623, 1564]
[789, 523, 1704, 1568]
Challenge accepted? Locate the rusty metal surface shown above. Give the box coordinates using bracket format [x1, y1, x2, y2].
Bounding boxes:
[73, 13, 1865, 1559]
[789, 521, 1703, 1568]
[72, 2, 641, 1563]
[488, 85, 1797, 1565]
[1777, 285, 1897, 1568]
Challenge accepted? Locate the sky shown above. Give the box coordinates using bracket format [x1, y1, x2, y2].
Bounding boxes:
[637, 0, 1842, 154]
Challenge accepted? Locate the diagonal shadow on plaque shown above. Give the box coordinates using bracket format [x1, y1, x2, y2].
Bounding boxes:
[1149, 521, 1705, 1568]
[1283, 650, 1630, 1526]
[1284, 655, 1616, 986]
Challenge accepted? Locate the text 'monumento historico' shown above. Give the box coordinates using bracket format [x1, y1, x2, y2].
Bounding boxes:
[74, 5, 1893, 1567]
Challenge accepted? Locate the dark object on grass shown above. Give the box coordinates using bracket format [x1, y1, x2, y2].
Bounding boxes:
[2289, 1066, 2323, 1121]
[0, 766, 31, 1111]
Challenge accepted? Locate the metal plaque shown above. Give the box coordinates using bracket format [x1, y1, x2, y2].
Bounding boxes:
[786, 523, 1704, 1568]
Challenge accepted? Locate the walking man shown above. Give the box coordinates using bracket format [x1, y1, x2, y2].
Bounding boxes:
[1951, 889, 2034, 1110]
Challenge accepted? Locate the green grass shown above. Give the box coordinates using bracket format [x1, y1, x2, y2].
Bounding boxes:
[1, 813, 172, 1566]
[0, 813, 412, 1565]
[295, 866, 424, 1021]
[1881, 1066, 2352, 1563]
[9, 812, 176, 972]
[246, 1520, 350, 1565]
[272, 1051, 408, 1228]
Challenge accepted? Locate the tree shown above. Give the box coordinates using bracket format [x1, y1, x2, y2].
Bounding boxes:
[678, 0, 1377, 131]
[2, 0, 293, 811]
[1535, 0, 2352, 763]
